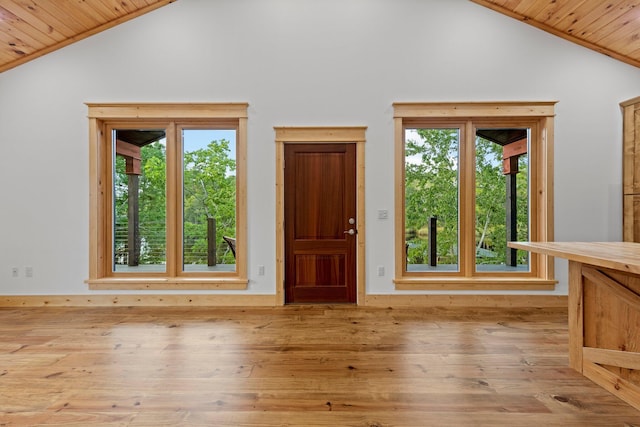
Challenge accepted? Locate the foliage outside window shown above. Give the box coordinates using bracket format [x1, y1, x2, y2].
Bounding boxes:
[394, 102, 556, 290]
[87, 104, 248, 289]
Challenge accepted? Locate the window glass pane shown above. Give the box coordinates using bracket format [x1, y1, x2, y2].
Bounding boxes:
[474, 128, 530, 272]
[113, 129, 167, 272]
[405, 128, 460, 272]
[182, 129, 237, 272]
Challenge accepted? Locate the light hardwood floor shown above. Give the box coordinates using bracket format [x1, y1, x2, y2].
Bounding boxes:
[1, 306, 639, 426]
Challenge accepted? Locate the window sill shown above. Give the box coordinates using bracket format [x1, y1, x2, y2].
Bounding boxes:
[394, 277, 557, 291]
[86, 277, 248, 290]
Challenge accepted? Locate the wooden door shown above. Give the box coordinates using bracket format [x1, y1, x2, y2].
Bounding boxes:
[284, 143, 357, 303]
[622, 97, 640, 242]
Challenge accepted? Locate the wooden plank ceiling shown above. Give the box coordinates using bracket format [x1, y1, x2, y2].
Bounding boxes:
[1, 0, 640, 73]
[0, 0, 176, 73]
[471, 0, 640, 68]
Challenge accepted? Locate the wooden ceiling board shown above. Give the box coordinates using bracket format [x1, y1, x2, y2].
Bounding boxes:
[34, 2, 98, 32]
[584, 4, 639, 43]
[471, 0, 640, 68]
[0, 8, 53, 48]
[0, 15, 43, 53]
[520, 0, 563, 19]
[2, 1, 83, 39]
[555, 0, 609, 35]
[572, 2, 634, 39]
[0, 0, 176, 73]
[596, 7, 640, 46]
[0, 3, 65, 44]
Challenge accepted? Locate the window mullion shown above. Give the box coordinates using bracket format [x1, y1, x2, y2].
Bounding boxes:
[530, 123, 542, 277]
[395, 118, 406, 278]
[236, 117, 248, 280]
[165, 122, 179, 277]
[460, 121, 476, 277]
[104, 125, 116, 277]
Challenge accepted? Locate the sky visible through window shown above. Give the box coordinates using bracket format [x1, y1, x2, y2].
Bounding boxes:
[183, 129, 236, 159]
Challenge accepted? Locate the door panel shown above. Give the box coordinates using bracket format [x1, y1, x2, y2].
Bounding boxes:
[284, 143, 356, 303]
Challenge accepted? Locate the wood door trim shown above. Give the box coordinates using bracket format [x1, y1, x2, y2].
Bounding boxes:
[275, 127, 366, 305]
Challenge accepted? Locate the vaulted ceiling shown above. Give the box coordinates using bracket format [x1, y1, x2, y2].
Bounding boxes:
[471, 0, 640, 69]
[0, 0, 175, 73]
[1, 0, 640, 73]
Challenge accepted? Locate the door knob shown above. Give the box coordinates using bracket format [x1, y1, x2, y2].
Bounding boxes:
[344, 229, 356, 235]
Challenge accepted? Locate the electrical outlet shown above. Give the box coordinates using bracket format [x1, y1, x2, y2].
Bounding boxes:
[377, 265, 385, 276]
[25, 266, 33, 278]
[377, 209, 388, 220]
[258, 265, 265, 276]
[11, 267, 19, 278]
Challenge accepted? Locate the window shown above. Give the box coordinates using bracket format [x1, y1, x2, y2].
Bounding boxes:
[394, 102, 556, 290]
[87, 104, 248, 289]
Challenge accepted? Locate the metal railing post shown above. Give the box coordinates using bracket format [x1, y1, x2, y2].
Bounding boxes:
[208, 217, 217, 266]
[428, 216, 437, 267]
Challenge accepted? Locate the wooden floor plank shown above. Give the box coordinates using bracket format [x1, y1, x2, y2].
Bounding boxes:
[1, 306, 639, 426]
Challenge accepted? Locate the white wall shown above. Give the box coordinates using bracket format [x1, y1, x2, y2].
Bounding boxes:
[1, 0, 640, 297]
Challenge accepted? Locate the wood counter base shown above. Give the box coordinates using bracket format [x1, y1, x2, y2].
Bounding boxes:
[510, 242, 640, 411]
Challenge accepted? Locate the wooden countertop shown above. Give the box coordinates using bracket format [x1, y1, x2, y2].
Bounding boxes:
[509, 241, 640, 275]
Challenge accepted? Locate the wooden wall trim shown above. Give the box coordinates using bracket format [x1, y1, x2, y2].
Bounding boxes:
[274, 126, 367, 142]
[393, 102, 557, 118]
[0, 295, 277, 307]
[0, 294, 566, 308]
[364, 294, 567, 308]
[86, 103, 249, 119]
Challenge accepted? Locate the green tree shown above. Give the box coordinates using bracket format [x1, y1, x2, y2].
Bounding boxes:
[475, 136, 529, 265]
[183, 139, 236, 264]
[475, 137, 506, 264]
[114, 138, 236, 267]
[405, 128, 459, 265]
[138, 142, 167, 264]
[405, 129, 529, 267]
[113, 141, 167, 265]
[113, 156, 129, 263]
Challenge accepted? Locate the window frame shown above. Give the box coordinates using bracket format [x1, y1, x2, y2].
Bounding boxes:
[393, 102, 557, 290]
[87, 103, 248, 290]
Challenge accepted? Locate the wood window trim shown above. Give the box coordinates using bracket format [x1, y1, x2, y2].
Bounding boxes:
[86, 103, 248, 290]
[393, 102, 557, 290]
